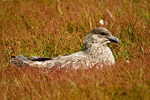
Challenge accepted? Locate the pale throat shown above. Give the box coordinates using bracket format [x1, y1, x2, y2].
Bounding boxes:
[84, 42, 115, 65]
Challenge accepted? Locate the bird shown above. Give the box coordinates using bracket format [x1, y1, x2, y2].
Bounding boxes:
[11, 27, 120, 69]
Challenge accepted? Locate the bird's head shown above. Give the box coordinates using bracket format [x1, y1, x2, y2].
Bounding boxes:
[84, 27, 120, 47]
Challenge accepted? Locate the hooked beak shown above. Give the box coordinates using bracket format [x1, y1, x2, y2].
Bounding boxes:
[109, 36, 120, 43]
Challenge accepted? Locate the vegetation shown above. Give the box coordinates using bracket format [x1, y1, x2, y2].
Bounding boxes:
[0, 0, 150, 99]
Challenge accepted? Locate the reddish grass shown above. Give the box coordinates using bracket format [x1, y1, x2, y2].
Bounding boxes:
[0, 0, 150, 99]
[1, 52, 150, 99]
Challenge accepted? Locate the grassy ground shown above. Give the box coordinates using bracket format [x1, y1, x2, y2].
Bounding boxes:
[0, 0, 150, 99]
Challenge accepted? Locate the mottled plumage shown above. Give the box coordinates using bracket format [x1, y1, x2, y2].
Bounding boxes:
[11, 27, 119, 69]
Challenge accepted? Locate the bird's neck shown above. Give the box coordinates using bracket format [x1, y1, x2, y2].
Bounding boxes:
[83, 43, 115, 65]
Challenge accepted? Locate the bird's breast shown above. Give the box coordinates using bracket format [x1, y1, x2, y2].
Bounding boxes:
[86, 45, 115, 66]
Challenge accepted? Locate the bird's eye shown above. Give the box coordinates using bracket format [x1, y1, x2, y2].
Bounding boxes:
[100, 32, 107, 36]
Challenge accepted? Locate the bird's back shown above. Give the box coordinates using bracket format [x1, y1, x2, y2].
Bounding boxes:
[31, 51, 93, 69]
[11, 51, 93, 69]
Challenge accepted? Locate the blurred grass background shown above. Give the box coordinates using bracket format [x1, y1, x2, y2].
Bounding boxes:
[0, 0, 150, 99]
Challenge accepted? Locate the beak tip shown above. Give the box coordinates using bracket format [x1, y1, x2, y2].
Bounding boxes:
[109, 36, 120, 43]
[116, 38, 120, 43]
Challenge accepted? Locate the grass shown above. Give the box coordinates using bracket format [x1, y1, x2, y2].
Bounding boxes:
[0, 0, 150, 99]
